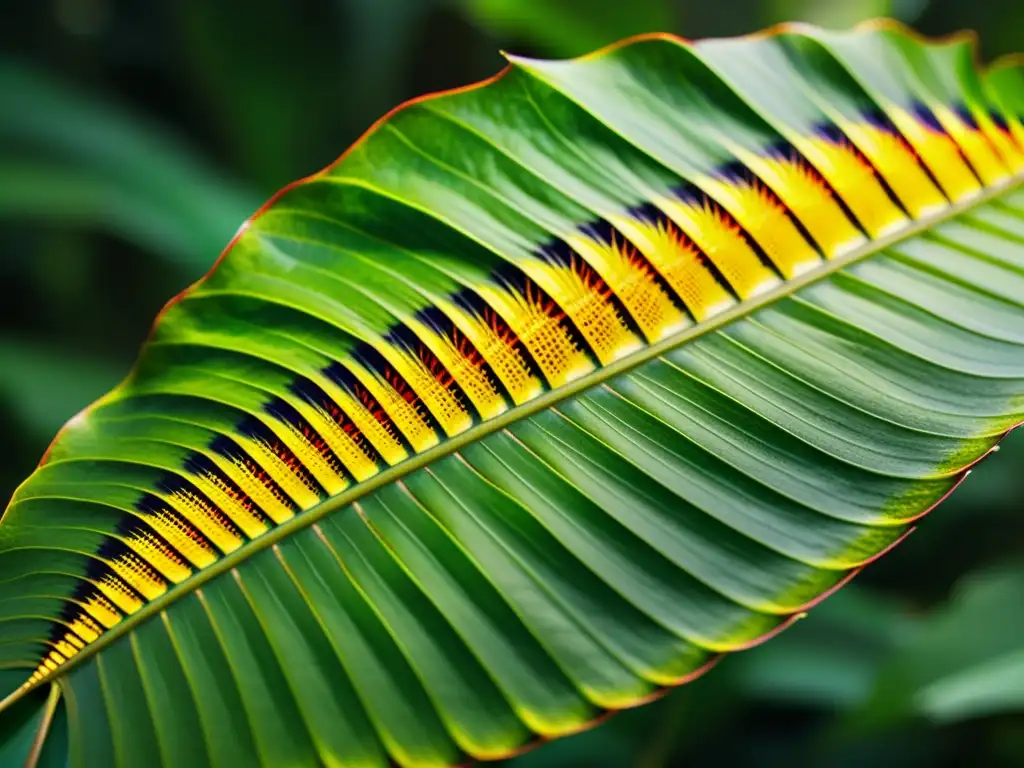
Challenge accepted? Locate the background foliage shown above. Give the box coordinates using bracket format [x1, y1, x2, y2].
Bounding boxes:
[1, 1, 1022, 765]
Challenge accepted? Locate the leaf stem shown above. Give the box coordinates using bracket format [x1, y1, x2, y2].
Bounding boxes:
[23, 684, 61, 768]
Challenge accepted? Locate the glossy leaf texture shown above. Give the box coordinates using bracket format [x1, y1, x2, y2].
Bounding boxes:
[2, 19, 1024, 768]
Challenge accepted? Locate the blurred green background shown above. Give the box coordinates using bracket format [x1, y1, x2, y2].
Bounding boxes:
[1, 1, 1022, 766]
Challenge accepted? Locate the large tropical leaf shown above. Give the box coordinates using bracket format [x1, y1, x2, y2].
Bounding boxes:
[2, 19, 1023, 768]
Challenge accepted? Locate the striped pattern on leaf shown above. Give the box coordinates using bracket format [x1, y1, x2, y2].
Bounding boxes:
[1, 19, 1023, 768]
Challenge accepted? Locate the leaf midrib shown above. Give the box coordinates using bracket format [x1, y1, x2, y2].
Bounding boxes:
[2, 173, 1020, 711]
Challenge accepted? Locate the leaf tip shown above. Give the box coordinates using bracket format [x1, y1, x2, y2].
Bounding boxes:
[500, 50, 530, 66]
[500, 51, 551, 73]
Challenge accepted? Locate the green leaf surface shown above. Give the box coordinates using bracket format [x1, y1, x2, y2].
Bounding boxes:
[1, 19, 1023, 768]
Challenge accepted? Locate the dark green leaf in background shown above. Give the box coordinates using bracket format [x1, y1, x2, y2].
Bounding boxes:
[461, 0, 678, 57]
[0, 64, 257, 269]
